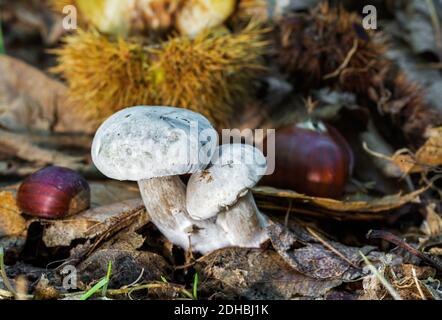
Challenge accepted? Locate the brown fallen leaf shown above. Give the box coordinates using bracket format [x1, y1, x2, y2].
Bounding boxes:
[0, 190, 28, 257]
[42, 198, 146, 247]
[253, 185, 427, 213]
[421, 203, 442, 237]
[1, 180, 146, 248]
[0, 55, 95, 134]
[267, 223, 374, 281]
[0, 128, 88, 170]
[0, 191, 27, 237]
[0, 56, 98, 176]
[198, 247, 343, 299]
[76, 249, 171, 290]
[379, 127, 442, 175]
[415, 127, 442, 168]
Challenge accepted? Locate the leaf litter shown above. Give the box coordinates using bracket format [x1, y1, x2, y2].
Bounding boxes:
[0, 0, 441, 300]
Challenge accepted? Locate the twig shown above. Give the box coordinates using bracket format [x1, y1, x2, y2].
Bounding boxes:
[412, 267, 427, 300]
[306, 227, 360, 269]
[360, 251, 403, 300]
[107, 282, 192, 299]
[107, 283, 165, 296]
[284, 200, 293, 228]
[367, 230, 442, 272]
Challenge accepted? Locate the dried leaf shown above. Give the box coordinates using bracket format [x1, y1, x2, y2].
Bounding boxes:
[77, 249, 171, 289]
[0, 55, 95, 133]
[390, 127, 442, 174]
[267, 223, 374, 281]
[253, 185, 427, 213]
[199, 247, 342, 299]
[0, 191, 27, 237]
[42, 198, 146, 247]
[37, 180, 145, 247]
[422, 204, 442, 237]
[415, 127, 442, 167]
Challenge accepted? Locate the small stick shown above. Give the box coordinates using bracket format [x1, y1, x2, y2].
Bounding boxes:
[367, 230, 442, 272]
[307, 227, 360, 269]
[412, 267, 427, 300]
[284, 200, 293, 228]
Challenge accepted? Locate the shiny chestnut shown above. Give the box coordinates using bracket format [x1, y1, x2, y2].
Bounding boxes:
[17, 166, 91, 219]
[262, 121, 353, 199]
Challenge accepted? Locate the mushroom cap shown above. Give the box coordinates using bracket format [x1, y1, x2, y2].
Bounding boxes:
[91, 106, 218, 181]
[186, 143, 267, 220]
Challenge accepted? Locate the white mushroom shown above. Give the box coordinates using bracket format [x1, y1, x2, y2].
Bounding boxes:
[186, 144, 269, 248]
[91, 106, 231, 253]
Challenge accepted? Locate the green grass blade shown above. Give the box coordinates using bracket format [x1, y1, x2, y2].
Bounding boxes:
[80, 278, 108, 301]
[0, 19, 5, 54]
[101, 261, 112, 297]
[193, 273, 198, 300]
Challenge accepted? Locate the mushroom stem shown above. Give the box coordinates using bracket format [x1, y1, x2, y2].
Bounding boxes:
[216, 191, 269, 248]
[137, 176, 230, 253]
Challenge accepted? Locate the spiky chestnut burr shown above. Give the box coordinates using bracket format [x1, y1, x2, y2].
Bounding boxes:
[276, 3, 389, 94]
[52, 21, 268, 127]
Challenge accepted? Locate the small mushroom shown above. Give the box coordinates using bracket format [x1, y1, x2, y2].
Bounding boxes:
[187, 144, 269, 248]
[91, 106, 231, 253]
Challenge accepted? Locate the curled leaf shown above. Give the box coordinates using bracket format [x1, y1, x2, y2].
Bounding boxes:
[253, 185, 428, 213]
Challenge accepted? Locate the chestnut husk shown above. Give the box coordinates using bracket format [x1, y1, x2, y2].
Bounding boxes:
[261, 121, 353, 199]
[17, 166, 91, 219]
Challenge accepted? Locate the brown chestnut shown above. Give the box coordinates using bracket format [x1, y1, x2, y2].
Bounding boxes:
[262, 121, 353, 199]
[17, 166, 91, 219]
